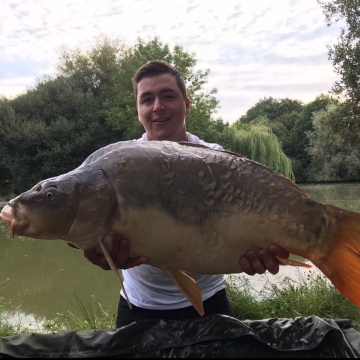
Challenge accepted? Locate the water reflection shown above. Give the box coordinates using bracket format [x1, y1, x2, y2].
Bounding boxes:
[0, 221, 120, 325]
[301, 182, 360, 213]
[1, 182, 360, 327]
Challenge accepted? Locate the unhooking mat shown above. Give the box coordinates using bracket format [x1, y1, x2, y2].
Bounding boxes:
[1, 315, 360, 358]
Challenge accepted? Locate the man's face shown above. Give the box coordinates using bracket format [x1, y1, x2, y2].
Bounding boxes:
[136, 73, 190, 142]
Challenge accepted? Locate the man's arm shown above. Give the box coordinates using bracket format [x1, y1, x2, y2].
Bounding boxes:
[75, 235, 289, 275]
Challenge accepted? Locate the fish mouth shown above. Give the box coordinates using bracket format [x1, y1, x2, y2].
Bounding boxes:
[0, 204, 32, 237]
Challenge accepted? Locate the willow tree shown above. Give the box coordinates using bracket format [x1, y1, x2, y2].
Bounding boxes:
[230, 124, 295, 181]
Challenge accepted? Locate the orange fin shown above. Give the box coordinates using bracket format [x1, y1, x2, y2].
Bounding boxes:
[312, 205, 360, 308]
[166, 269, 204, 316]
[276, 255, 312, 268]
[99, 239, 132, 310]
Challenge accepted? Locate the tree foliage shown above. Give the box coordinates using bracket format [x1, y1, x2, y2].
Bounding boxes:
[104, 37, 224, 143]
[0, 37, 231, 193]
[306, 103, 360, 181]
[233, 95, 338, 183]
[318, 0, 360, 145]
[286, 94, 337, 182]
[0, 77, 120, 192]
[236, 97, 304, 124]
[230, 124, 295, 181]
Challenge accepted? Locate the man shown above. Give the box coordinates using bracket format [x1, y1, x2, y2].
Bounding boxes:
[84, 61, 289, 327]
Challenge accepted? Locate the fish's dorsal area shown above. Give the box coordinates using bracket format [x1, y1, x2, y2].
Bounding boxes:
[178, 141, 310, 199]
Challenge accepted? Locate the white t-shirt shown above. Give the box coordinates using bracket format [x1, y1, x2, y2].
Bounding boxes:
[120, 132, 226, 309]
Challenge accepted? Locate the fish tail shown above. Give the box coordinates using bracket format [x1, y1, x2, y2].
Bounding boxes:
[313, 205, 360, 307]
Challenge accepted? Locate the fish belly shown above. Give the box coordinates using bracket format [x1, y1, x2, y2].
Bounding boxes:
[110, 206, 311, 275]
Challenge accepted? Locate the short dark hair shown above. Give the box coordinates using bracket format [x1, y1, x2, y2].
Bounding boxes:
[133, 61, 188, 100]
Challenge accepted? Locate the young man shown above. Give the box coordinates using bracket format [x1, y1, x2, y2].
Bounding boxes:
[84, 61, 289, 327]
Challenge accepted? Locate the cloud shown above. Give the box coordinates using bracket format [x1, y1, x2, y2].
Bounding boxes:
[242, 82, 333, 93]
[0, 77, 37, 99]
[0, 0, 342, 122]
[140, 24, 157, 32]
[272, 24, 341, 44]
[107, 5, 125, 16]
[171, 22, 184, 30]
[186, 3, 198, 13]
[217, 43, 329, 69]
[9, 3, 19, 10]
[227, 10, 243, 21]
[14, 10, 29, 19]
[0, 59, 51, 79]
[247, 7, 271, 27]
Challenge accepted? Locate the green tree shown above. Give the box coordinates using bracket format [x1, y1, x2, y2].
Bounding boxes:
[56, 36, 123, 102]
[230, 123, 294, 181]
[105, 37, 224, 143]
[306, 103, 360, 181]
[0, 36, 231, 192]
[243, 115, 289, 147]
[0, 99, 13, 193]
[0, 77, 121, 193]
[318, 0, 360, 145]
[276, 111, 301, 131]
[287, 94, 337, 182]
[236, 97, 303, 124]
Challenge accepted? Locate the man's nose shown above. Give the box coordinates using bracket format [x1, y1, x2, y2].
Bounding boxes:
[153, 97, 164, 112]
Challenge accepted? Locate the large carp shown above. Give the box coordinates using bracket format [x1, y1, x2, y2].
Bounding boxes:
[1, 140, 360, 315]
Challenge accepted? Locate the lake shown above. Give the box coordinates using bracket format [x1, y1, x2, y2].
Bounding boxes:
[1, 182, 360, 329]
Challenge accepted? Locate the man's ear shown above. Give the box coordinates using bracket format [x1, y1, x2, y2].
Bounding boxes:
[185, 97, 191, 115]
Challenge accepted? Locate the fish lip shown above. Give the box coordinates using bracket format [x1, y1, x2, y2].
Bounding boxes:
[0, 204, 14, 228]
[0, 203, 32, 236]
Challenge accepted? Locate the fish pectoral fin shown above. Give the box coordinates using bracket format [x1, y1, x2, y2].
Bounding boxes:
[99, 238, 132, 310]
[166, 270, 204, 316]
[276, 255, 312, 268]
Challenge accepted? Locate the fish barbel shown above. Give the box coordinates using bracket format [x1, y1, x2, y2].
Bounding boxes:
[1, 140, 360, 315]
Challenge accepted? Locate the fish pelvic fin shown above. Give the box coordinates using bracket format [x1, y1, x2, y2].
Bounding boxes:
[313, 205, 360, 308]
[276, 256, 312, 268]
[166, 270, 204, 316]
[99, 239, 132, 310]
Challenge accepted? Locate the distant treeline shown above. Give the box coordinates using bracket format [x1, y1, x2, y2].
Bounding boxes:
[0, 33, 359, 194]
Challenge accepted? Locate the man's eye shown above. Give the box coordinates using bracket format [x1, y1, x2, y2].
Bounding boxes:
[143, 98, 152, 103]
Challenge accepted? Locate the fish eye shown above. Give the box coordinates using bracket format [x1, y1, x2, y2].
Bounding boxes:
[45, 188, 57, 200]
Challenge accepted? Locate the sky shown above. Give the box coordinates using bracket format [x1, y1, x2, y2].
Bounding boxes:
[1, 0, 342, 123]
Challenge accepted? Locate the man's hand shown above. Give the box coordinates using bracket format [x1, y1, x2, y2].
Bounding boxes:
[240, 245, 289, 275]
[67, 234, 147, 270]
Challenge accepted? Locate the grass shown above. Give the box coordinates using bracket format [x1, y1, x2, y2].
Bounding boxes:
[226, 269, 360, 329]
[1, 270, 360, 336]
[0, 297, 16, 337]
[42, 293, 117, 333]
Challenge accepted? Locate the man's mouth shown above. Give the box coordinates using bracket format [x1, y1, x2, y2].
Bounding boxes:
[152, 118, 169, 123]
